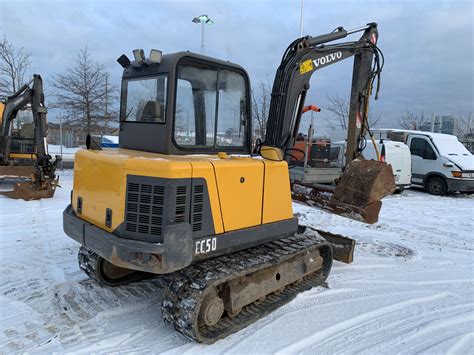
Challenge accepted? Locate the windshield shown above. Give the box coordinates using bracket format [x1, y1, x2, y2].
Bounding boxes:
[123, 75, 167, 123]
[432, 136, 471, 156]
[12, 109, 34, 140]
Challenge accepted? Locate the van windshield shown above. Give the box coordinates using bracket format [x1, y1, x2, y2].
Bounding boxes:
[431, 136, 471, 156]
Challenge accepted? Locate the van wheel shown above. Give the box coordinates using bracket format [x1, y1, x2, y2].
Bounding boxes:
[426, 177, 447, 196]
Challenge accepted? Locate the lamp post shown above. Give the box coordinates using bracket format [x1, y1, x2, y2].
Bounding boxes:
[59, 115, 63, 170]
[192, 14, 214, 54]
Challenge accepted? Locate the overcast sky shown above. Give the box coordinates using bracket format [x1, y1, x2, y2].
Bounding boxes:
[1, 0, 473, 131]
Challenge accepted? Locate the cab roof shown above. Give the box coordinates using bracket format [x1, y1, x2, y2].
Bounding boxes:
[122, 51, 248, 78]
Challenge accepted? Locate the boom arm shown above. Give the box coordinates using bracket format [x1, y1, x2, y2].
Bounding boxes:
[0, 74, 60, 200]
[1, 74, 50, 164]
[262, 23, 382, 164]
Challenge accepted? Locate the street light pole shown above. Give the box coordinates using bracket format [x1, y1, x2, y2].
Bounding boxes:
[201, 20, 205, 54]
[192, 14, 214, 55]
[59, 115, 63, 170]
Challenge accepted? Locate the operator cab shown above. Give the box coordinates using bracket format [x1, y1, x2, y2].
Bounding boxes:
[9, 108, 36, 155]
[118, 50, 252, 155]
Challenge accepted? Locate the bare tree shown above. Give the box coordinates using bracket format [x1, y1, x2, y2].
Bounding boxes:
[52, 47, 117, 135]
[324, 95, 349, 130]
[324, 94, 381, 130]
[251, 81, 272, 139]
[0, 36, 31, 97]
[454, 113, 473, 140]
[397, 109, 427, 130]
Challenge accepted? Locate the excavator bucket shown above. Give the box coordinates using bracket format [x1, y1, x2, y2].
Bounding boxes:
[0, 177, 59, 201]
[292, 160, 396, 224]
[332, 159, 396, 222]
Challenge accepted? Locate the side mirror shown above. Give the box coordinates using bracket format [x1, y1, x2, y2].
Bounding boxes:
[86, 134, 103, 150]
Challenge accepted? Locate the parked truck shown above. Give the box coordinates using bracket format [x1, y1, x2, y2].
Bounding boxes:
[373, 129, 474, 195]
[362, 140, 412, 191]
[329, 140, 411, 191]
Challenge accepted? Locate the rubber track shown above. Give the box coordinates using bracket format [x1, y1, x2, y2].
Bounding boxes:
[78, 246, 101, 282]
[78, 246, 155, 287]
[161, 231, 333, 344]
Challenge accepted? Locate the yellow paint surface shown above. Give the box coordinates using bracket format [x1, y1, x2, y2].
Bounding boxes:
[9, 153, 36, 160]
[72, 148, 294, 235]
[299, 59, 314, 74]
[190, 160, 224, 234]
[211, 157, 264, 232]
[262, 160, 293, 223]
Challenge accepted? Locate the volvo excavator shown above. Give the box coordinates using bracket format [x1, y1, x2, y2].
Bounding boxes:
[63, 23, 395, 343]
[0, 75, 60, 200]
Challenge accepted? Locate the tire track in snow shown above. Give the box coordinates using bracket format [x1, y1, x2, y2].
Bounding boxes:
[202, 289, 458, 354]
[446, 332, 474, 355]
[275, 292, 451, 354]
[396, 311, 474, 354]
[333, 303, 474, 354]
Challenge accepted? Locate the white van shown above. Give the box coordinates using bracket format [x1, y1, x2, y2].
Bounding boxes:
[362, 140, 412, 190]
[330, 140, 411, 190]
[373, 129, 474, 195]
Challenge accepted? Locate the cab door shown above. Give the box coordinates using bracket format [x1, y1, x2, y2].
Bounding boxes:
[408, 135, 437, 185]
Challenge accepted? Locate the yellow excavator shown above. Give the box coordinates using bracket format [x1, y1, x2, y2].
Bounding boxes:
[0, 75, 60, 200]
[63, 23, 395, 343]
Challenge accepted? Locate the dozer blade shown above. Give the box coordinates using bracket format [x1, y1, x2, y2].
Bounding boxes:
[0, 165, 36, 178]
[292, 159, 396, 224]
[0, 178, 59, 201]
[298, 225, 355, 263]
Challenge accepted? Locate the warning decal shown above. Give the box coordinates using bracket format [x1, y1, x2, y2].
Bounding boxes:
[299, 59, 313, 74]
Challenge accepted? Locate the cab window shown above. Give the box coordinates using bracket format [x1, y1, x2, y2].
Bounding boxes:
[10, 109, 35, 154]
[410, 138, 437, 160]
[175, 66, 216, 146]
[216, 70, 246, 147]
[123, 75, 167, 123]
[174, 59, 248, 149]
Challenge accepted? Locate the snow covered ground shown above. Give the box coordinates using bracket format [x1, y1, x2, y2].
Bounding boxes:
[47, 145, 80, 163]
[0, 171, 473, 353]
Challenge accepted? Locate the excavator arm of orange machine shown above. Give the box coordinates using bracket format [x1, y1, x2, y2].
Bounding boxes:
[258, 23, 395, 223]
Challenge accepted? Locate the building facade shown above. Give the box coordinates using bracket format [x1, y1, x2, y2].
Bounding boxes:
[419, 114, 473, 153]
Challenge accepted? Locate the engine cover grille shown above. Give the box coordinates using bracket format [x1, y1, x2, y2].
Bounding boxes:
[122, 175, 214, 242]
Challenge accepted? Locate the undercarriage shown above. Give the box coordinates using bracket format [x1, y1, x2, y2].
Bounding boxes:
[77, 227, 335, 343]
